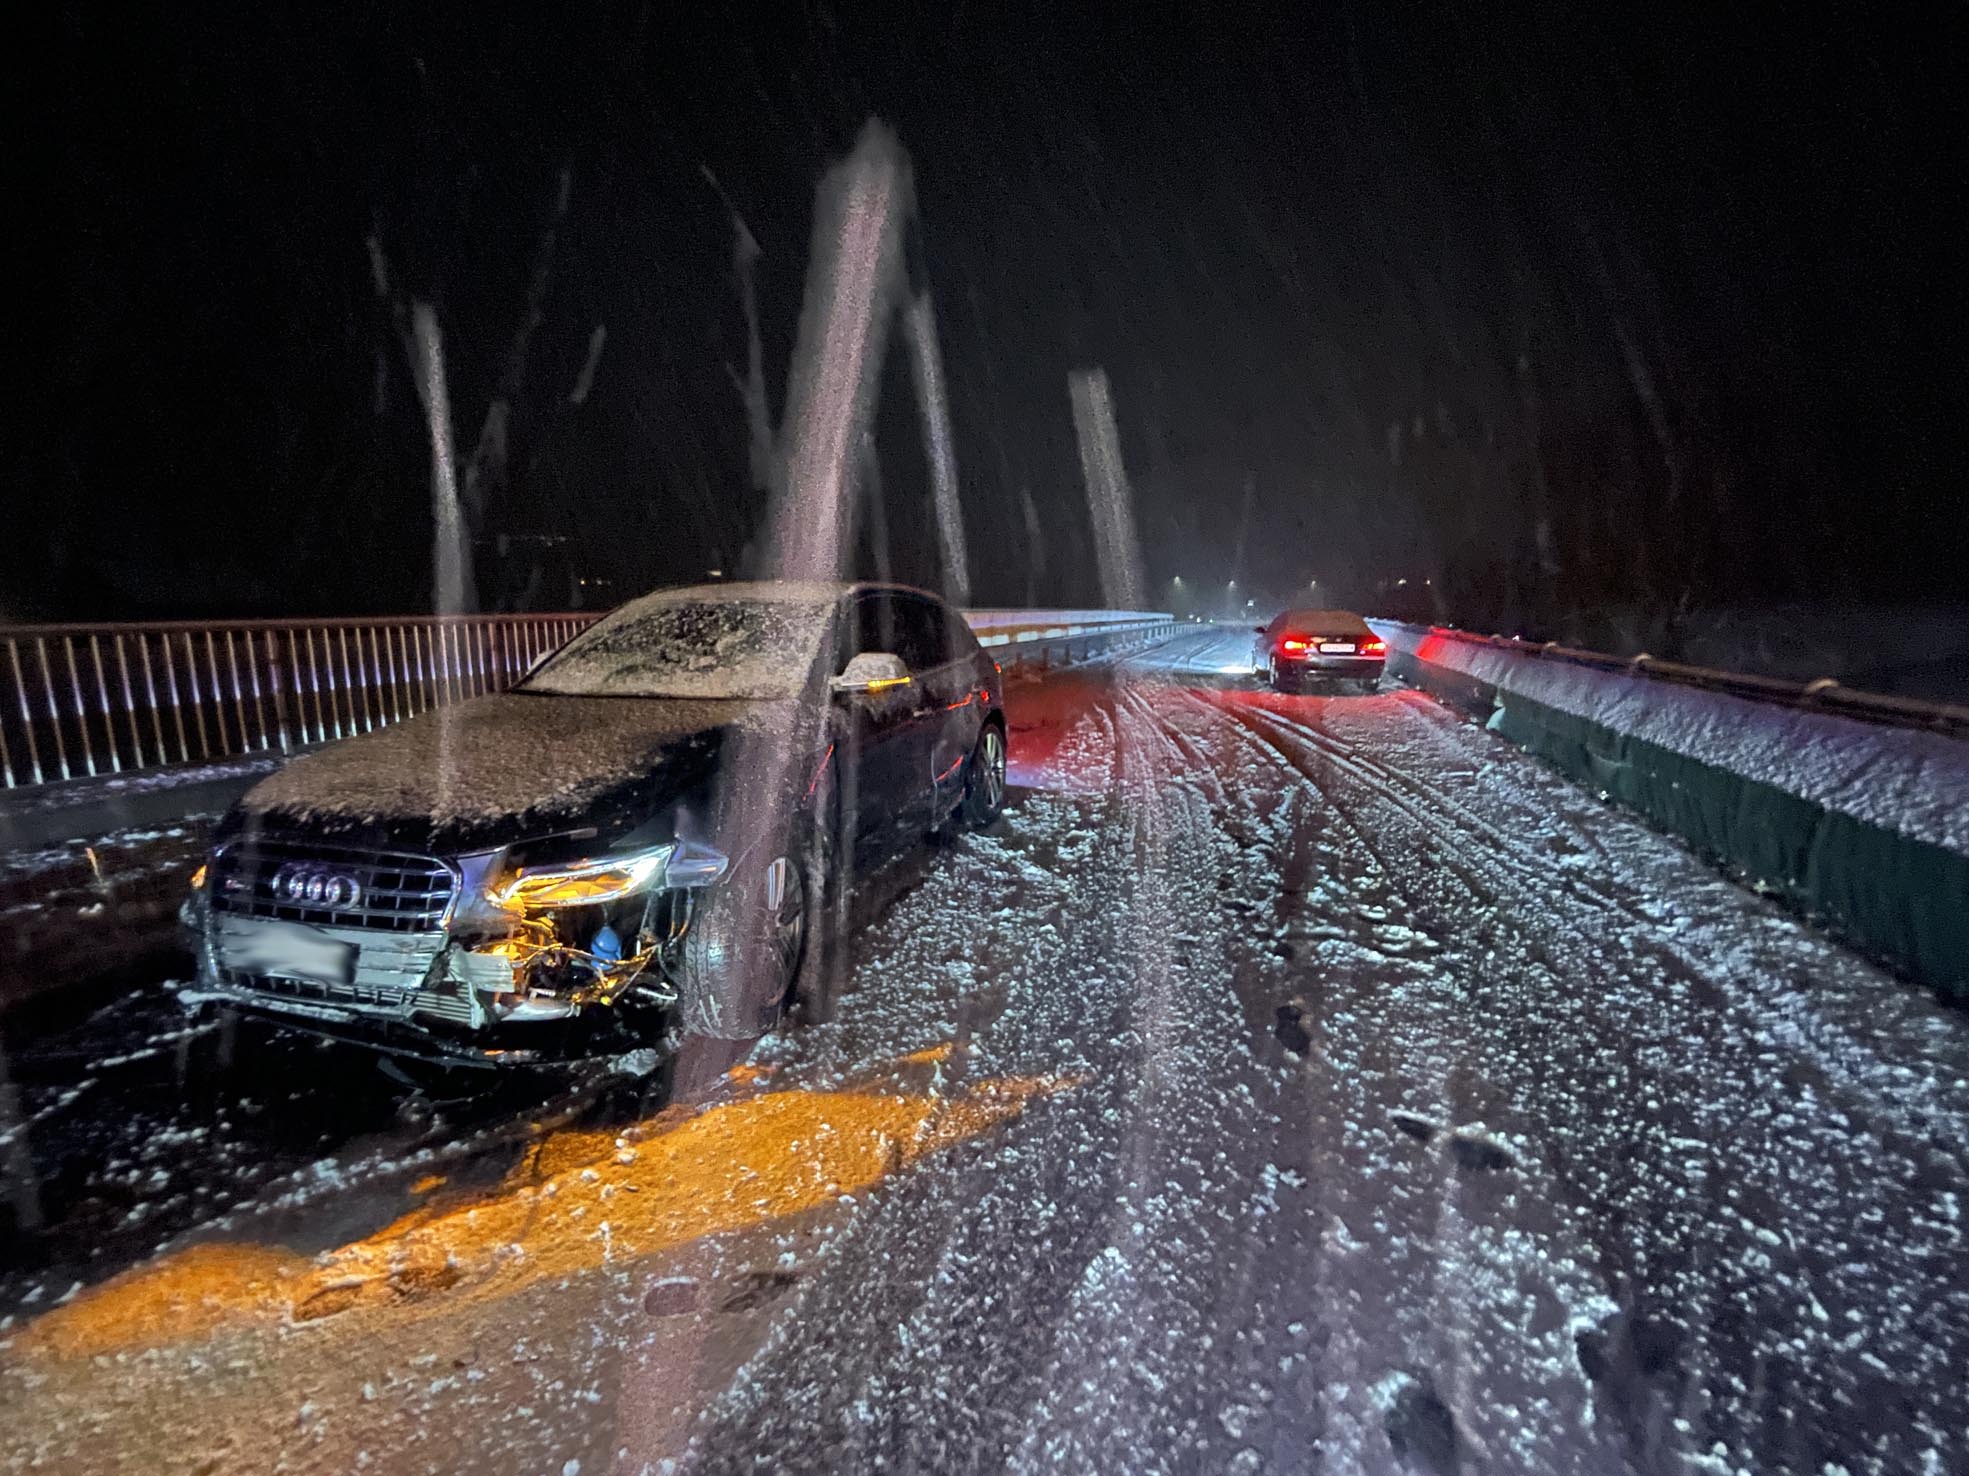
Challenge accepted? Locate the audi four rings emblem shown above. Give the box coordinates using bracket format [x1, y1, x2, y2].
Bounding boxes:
[272, 862, 363, 910]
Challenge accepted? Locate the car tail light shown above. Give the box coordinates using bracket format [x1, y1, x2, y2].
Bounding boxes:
[1279, 636, 1309, 654]
[1361, 638, 1387, 656]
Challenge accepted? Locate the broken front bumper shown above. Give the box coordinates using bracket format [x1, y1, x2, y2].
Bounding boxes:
[182, 922, 667, 1069]
[180, 838, 731, 1067]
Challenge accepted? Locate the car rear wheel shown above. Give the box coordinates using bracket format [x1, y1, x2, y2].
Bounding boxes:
[1268, 657, 1293, 692]
[676, 840, 817, 1040]
[959, 722, 1007, 828]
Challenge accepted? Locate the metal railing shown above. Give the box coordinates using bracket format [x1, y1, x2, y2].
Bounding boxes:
[1376, 620, 1969, 738]
[966, 610, 1174, 658]
[0, 609, 1178, 790]
[0, 615, 594, 788]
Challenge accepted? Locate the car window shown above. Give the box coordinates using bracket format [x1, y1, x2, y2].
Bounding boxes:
[897, 596, 959, 670]
[846, 594, 905, 672]
[943, 603, 981, 658]
[847, 593, 954, 672]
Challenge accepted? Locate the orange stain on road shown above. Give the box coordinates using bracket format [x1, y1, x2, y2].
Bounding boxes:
[17, 1059, 1072, 1361]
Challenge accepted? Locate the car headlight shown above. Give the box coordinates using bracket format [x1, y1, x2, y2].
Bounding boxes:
[488, 844, 675, 910]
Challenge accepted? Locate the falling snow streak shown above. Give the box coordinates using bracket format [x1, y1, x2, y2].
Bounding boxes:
[1069, 367, 1145, 612]
[412, 303, 471, 816]
[708, 121, 914, 1028]
[903, 292, 970, 606]
[768, 120, 910, 584]
[412, 304, 473, 620]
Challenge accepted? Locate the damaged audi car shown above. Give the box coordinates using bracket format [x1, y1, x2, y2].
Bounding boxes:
[179, 581, 1007, 1067]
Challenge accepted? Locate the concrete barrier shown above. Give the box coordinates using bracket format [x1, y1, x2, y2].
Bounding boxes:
[1375, 621, 1969, 1003]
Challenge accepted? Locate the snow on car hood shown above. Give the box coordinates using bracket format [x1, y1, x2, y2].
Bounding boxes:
[239, 691, 789, 843]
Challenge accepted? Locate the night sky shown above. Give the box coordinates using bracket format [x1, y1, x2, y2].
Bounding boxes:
[31, 2, 1968, 637]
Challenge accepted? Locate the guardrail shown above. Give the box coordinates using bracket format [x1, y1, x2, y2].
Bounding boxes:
[0, 609, 1176, 791]
[0, 615, 595, 789]
[968, 610, 1175, 669]
[1377, 621, 1969, 738]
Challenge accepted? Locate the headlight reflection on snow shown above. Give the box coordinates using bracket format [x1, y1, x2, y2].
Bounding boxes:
[17, 1053, 1076, 1361]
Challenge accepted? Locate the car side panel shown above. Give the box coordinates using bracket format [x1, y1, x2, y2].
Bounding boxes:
[922, 655, 992, 816]
[837, 686, 935, 853]
[839, 594, 939, 851]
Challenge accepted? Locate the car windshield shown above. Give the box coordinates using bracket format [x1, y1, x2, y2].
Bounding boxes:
[520, 595, 834, 700]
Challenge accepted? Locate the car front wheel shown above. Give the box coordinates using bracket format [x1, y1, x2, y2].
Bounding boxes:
[676, 841, 817, 1039]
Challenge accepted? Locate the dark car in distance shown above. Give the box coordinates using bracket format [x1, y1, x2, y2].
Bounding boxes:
[180, 581, 1007, 1068]
[1253, 609, 1387, 692]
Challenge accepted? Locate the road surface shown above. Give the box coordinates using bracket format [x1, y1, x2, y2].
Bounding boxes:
[3, 628, 1965, 1475]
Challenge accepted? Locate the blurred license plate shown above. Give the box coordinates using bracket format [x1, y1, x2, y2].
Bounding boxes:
[1318, 642, 1356, 654]
[223, 920, 357, 986]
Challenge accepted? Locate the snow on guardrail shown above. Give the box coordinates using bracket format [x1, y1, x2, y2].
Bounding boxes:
[1374, 622, 1969, 738]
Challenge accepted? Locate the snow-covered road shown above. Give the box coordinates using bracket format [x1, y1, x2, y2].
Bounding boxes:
[4, 628, 1965, 1476]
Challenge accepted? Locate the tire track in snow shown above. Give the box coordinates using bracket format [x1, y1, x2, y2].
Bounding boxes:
[1231, 695, 1777, 1464]
[1070, 666, 1626, 1471]
[683, 668, 1280, 1474]
[1179, 676, 1897, 1470]
[1221, 675, 1969, 1475]
[1327, 690, 1969, 1155]
[1017, 668, 1368, 1469]
[1237, 697, 1628, 932]
[1181, 687, 1632, 1473]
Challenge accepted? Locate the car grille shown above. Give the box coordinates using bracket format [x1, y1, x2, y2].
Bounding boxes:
[413, 985, 478, 1026]
[210, 839, 457, 933]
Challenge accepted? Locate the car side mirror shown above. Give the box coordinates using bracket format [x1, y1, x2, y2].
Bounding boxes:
[831, 652, 912, 695]
[1252, 625, 1267, 635]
